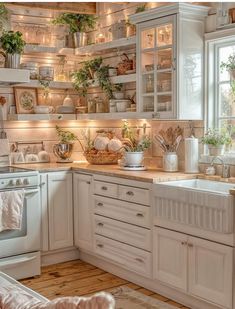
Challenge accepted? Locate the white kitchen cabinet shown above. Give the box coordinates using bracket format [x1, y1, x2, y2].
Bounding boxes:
[130, 3, 209, 119]
[188, 236, 233, 309]
[153, 227, 187, 291]
[47, 172, 73, 250]
[73, 173, 93, 252]
[153, 227, 233, 309]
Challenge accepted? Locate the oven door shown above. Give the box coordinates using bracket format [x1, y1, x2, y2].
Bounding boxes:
[0, 187, 40, 259]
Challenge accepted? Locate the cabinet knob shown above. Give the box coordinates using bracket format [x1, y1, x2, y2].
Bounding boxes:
[86, 181, 91, 184]
[97, 202, 103, 207]
[135, 258, 144, 263]
[97, 243, 103, 248]
[97, 222, 104, 227]
[126, 191, 134, 196]
[188, 243, 193, 248]
[181, 241, 187, 246]
[136, 213, 144, 217]
[101, 186, 107, 190]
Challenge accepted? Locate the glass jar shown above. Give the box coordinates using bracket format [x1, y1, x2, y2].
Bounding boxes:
[146, 75, 154, 93]
[95, 97, 105, 113]
[55, 55, 67, 82]
[87, 98, 96, 113]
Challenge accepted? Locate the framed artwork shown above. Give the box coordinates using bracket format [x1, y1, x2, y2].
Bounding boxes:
[14, 87, 38, 114]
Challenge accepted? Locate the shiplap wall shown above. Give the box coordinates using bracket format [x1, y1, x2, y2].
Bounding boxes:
[1, 2, 205, 168]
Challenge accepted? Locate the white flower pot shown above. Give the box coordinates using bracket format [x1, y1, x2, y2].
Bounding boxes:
[124, 152, 144, 166]
[208, 145, 225, 156]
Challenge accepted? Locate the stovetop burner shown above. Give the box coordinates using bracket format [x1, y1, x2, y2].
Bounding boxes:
[0, 166, 34, 174]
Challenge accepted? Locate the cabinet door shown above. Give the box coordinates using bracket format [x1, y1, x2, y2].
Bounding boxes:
[40, 173, 49, 252]
[138, 15, 176, 118]
[73, 173, 93, 252]
[188, 236, 233, 309]
[153, 227, 187, 291]
[48, 172, 73, 250]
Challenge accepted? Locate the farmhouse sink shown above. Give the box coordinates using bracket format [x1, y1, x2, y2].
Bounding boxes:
[157, 179, 235, 195]
[153, 179, 234, 233]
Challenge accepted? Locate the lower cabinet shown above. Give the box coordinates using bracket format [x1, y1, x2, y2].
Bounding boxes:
[73, 173, 93, 252]
[40, 172, 73, 252]
[153, 227, 233, 309]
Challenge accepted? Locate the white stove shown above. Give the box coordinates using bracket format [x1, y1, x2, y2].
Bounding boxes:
[0, 166, 41, 280]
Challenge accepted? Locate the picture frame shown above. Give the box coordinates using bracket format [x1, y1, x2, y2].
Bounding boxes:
[14, 87, 38, 114]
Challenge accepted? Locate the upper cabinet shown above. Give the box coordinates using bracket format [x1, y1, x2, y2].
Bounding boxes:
[130, 3, 209, 120]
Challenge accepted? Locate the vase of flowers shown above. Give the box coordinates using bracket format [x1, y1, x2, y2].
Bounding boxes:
[201, 128, 232, 156]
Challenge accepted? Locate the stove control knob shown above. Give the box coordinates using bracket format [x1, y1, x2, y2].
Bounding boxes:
[8, 179, 15, 186]
[23, 178, 30, 185]
[16, 179, 23, 186]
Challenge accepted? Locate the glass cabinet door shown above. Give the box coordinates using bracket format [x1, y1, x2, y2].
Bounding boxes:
[139, 16, 176, 117]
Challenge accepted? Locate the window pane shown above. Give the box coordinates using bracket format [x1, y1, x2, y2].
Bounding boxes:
[156, 48, 172, 70]
[219, 83, 235, 117]
[219, 45, 235, 82]
[141, 28, 155, 49]
[156, 24, 172, 47]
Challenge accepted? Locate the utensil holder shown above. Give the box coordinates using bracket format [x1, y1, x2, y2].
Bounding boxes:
[163, 152, 178, 172]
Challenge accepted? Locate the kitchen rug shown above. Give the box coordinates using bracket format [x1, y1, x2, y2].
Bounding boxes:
[110, 286, 179, 309]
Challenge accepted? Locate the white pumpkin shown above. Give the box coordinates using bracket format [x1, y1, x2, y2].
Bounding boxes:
[108, 138, 123, 152]
[94, 136, 110, 151]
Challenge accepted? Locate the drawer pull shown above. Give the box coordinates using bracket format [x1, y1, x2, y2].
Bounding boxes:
[188, 243, 193, 248]
[181, 241, 187, 246]
[136, 213, 144, 217]
[97, 202, 103, 207]
[135, 258, 144, 263]
[97, 243, 104, 248]
[97, 222, 104, 227]
[101, 186, 108, 190]
[86, 181, 91, 184]
[126, 191, 134, 196]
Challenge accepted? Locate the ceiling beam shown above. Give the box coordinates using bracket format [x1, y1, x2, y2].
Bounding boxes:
[9, 2, 96, 14]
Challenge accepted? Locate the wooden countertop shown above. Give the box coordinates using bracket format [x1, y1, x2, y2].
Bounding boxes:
[13, 162, 198, 183]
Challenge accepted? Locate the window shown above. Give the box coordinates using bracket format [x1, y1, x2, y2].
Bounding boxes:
[206, 35, 235, 148]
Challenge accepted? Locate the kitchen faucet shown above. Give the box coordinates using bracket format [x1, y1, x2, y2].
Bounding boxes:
[211, 156, 230, 178]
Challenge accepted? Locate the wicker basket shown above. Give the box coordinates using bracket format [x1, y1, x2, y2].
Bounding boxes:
[84, 151, 122, 165]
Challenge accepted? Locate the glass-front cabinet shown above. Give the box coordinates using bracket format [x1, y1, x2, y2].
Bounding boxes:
[140, 16, 176, 117]
[130, 3, 209, 119]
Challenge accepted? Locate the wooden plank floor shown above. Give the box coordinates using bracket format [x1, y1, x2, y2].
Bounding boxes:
[20, 260, 190, 309]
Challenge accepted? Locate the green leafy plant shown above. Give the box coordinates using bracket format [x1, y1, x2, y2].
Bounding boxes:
[121, 121, 151, 152]
[201, 128, 232, 146]
[72, 57, 113, 98]
[135, 4, 147, 14]
[55, 125, 78, 143]
[52, 13, 97, 34]
[0, 3, 8, 18]
[221, 54, 235, 71]
[0, 31, 25, 54]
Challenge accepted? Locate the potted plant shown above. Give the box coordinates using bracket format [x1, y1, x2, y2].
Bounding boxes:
[121, 121, 151, 166]
[221, 54, 235, 80]
[53, 125, 78, 162]
[52, 13, 97, 48]
[201, 128, 232, 156]
[72, 57, 113, 99]
[0, 30, 25, 68]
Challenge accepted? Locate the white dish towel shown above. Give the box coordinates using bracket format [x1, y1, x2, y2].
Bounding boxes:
[0, 190, 25, 232]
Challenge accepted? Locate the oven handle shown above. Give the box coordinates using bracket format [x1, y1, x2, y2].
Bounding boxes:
[25, 188, 39, 196]
[0, 255, 37, 270]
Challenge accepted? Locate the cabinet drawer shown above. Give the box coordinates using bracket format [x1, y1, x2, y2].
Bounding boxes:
[93, 196, 151, 228]
[94, 181, 118, 198]
[94, 215, 151, 251]
[118, 185, 150, 205]
[94, 235, 152, 278]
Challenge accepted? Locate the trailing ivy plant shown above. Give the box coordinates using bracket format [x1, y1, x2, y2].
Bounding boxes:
[0, 31, 25, 54]
[72, 57, 113, 98]
[0, 3, 8, 19]
[52, 13, 97, 34]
